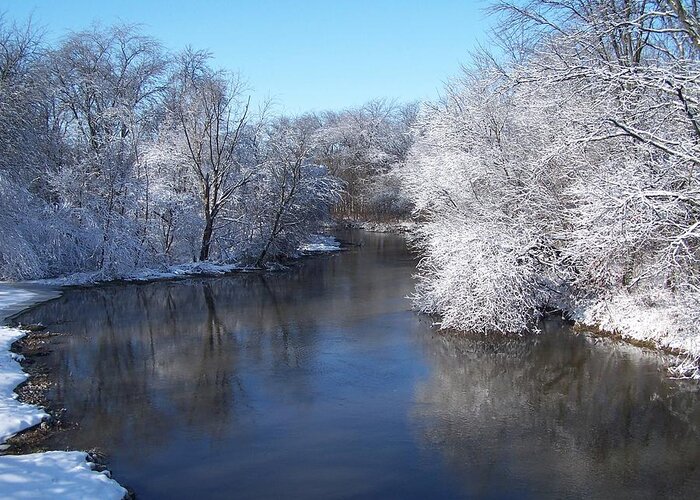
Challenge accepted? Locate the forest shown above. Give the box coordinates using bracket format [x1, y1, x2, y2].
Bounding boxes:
[0, 19, 414, 280]
[1, 1, 699, 498]
[0, 0, 699, 370]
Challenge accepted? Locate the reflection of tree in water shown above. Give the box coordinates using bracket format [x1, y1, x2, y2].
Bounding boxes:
[13, 232, 700, 498]
[16, 231, 419, 469]
[18, 267, 336, 460]
[412, 318, 700, 498]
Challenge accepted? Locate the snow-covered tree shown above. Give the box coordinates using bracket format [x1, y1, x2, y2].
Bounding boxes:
[402, 0, 700, 365]
[45, 24, 167, 275]
[250, 115, 343, 266]
[160, 49, 255, 261]
[0, 16, 54, 279]
[314, 99, 417, 219]
[0, 20, 344, 279]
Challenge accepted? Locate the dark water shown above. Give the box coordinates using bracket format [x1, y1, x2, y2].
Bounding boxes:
[18, 231, 700, 499]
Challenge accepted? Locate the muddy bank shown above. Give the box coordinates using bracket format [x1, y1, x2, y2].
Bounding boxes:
[5, 329, 70, 454]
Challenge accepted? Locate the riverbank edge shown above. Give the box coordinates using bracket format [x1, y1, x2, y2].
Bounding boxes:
[358, 218, 700, 378]
[27, 234, 344, 288]
[0, 287, 129, 500]
[333, 218, 417, 234]
[436, 307, 699, 380]
[391, 218, 700, 379]
[567, 302, 700, 379]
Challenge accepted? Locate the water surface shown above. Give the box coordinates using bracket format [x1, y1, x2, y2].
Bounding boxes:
[18, 231, 700, 499]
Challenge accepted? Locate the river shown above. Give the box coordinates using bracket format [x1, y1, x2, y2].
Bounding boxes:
[15, 230, 700, 499]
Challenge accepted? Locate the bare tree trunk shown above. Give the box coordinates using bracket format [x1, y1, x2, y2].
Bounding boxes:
[199, 215, 214, 261]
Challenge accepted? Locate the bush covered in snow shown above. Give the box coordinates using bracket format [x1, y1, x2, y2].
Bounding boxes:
[401, 0, 700, 374]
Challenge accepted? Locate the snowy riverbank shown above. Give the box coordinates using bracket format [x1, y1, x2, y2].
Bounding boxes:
[569, 292, 700, 379]
[31, 235, 343, 287]
[336, 219, 417, 234]
[0, 284, 128, 499]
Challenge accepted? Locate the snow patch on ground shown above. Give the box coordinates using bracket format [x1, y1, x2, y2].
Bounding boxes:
[33, 236, 341, 286]
[298, 234, 342, 253]
[33, 261, 246, 286]
[0, 285, 126, 499]
[0, 326, 48, 443]
[0, 451, 126, 499]
[569, 291, 700, 379]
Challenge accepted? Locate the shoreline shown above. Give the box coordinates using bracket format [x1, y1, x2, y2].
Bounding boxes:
[26, 234, 344, 289]
[564, 291, 700, 379]
[0, 237, 345, 498]
[437, 307, 699, 380]
[570, 318, 699, 379]
[333, 218, 417, 234]
[363, 220, 700, 380]
[0, 284, 128, 499]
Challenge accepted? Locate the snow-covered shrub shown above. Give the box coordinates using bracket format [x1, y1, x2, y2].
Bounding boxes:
[401, 0, 700, 370]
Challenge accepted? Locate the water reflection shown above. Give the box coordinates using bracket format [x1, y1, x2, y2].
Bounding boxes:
[413, 319, 700, 499]
[17, 231, 700, 499]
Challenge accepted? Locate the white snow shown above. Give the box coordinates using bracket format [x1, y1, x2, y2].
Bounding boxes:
[33, 261, 246, 286]
[0, 285, 59, 443]
[33, 240, 341, 287]
[298, 234, 342, 253]
[15, 235, 342, 287]
[0, 451, 126, 500]
[0, 284, 127, 499]
[0, 325, 48, 444]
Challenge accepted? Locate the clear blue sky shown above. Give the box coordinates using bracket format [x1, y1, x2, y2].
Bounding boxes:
[0, 0, 492, 113]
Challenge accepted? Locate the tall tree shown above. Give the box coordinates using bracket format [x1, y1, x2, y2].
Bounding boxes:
[253, 115, 342, 266]
[48, 24, 167, 273]
[165, 49, 253, 261]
